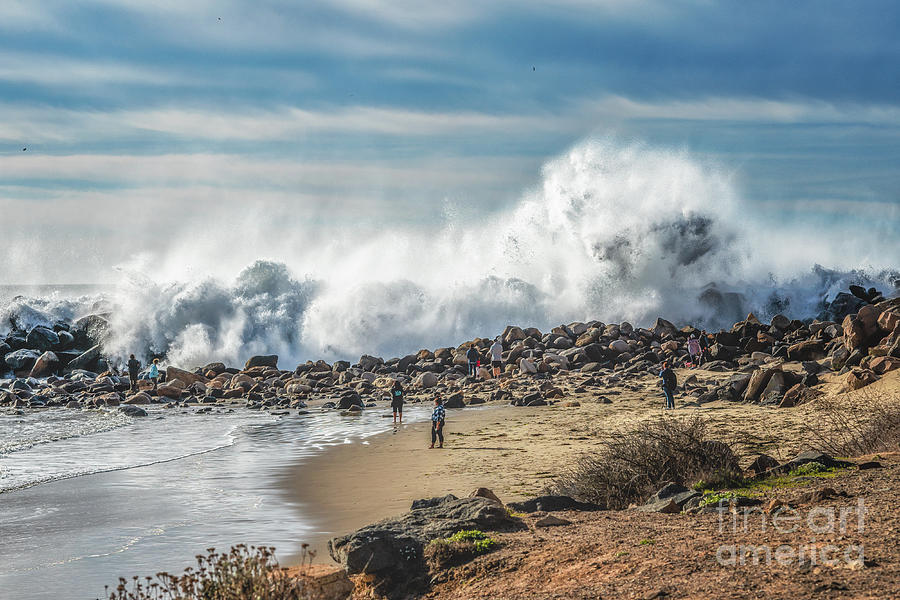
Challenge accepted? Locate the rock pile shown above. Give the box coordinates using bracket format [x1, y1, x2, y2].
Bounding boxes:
[3, 288, 898, 411]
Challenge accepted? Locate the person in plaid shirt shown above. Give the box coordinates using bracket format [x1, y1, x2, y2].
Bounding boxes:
[429, 395, 446, 449]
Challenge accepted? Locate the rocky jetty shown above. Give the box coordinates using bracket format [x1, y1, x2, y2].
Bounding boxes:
[2, 288, 898, 411]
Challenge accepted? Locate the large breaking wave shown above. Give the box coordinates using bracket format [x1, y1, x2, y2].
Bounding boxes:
[2, 138, 897, 367]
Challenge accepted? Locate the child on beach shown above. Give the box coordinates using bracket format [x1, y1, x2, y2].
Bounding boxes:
[148, 358, 160, 390]
[389, 379, 404, 424]
[429, 395, 445, 449]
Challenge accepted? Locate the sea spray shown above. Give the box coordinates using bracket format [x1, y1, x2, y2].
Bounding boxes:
[1, 138, 897, 367]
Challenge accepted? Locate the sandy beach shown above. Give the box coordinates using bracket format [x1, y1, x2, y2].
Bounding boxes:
[285, 365, 831, 564]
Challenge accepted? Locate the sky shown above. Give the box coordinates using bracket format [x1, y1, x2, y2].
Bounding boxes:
[1, 0, 898, 284]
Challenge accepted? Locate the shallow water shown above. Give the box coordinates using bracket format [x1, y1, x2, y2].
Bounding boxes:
[0, 404, 433, 600]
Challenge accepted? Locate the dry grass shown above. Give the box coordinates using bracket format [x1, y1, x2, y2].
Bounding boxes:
[803, 389, 900, 457]
[549, 413, 740, 509]
[101, 545, 308, 600]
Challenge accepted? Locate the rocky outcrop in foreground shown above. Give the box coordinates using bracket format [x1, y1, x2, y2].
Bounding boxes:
[328, 493, 523, 598]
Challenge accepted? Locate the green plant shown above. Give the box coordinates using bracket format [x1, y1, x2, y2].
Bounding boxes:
[699, 490, 752, 507]
[100, 545, 306, 600]
[447, 530, 489, 543]
[790, 461, 827, 476]
[639, 539, 655, 546]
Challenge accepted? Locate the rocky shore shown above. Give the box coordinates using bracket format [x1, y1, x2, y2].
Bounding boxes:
[2, 286, 898, 416]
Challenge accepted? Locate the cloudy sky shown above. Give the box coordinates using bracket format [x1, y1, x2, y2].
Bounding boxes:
[1, 0, 898, 284]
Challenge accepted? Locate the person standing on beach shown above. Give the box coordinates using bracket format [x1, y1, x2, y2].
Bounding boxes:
[659, 361, 676, 410]
[465, 344, 480, 381]
[390, 379, 405, 424]
[127, 354, 141, 391]
[148, 358, 160, 391]
[489, 337, 503, 378]
[430, 395, 446, 449]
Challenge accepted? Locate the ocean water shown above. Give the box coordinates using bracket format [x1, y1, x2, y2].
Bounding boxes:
[0, 404, 434, 600]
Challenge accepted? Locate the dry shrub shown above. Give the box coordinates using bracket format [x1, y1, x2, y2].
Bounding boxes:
[803, 389, 900, 457]
[102, 545, 307, 600]
[549, 413, 740, 509]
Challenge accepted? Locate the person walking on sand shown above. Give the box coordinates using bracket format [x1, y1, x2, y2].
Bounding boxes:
[148, 358, 160, 391]
[686, 334, 701, 368]
[127, 354, 141, 391]
[429, 395, 446, 449]
[659, 361, 677, 410]
[489, 337, 503, 378]
[465, 344, 480, 381]
[389, 379, 405, 424]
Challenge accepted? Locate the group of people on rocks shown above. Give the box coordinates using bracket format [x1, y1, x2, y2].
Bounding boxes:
[124, 354, 161, 392]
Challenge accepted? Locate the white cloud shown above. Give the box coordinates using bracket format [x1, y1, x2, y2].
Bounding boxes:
[0, 103, 569, 143]
[584, 95, 900, 125]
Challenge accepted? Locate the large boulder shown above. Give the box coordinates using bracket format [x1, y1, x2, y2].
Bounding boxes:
[120, 404, 148, 417]
[357, 355, 383, 372]
[72, 315, 110, 347]
[67, 345, 102, 372]
[125, 392, 152, 405]
[518, 358, 537, 374]
[156, 385, 184, 399]
[414, 372, 438, 389]
[786, 340, 825, 361]
[328, 495, 521, 594]
[29, 351, 60, 378]
[844, 368, 878, 391]
[608, 339, 630, 354]
[503, 326, 527, 344]
[742, 366, 781, 403]
[244, 355, 278, 370]
[26, 326, 59, 352]
[444, 392, 466, 408]
[165, 366, 209, 386]
[4, 349, 41, 371]
[337, 391, 364, 409]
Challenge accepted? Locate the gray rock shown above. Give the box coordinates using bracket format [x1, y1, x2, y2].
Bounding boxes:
[26, 326, 59, 352]
[5, 349, 41, 371]
[66, 345, 102, 372]
[507, 495, 603, 513]
[120, 405, 148, 417]
[328, 495, 521, 593]
[244, 355, 278, 369]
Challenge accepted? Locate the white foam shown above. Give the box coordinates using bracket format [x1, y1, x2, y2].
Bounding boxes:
[1, 138, 897, 367]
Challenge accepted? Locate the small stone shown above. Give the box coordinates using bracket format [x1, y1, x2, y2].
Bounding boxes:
[535, 515, 572, 527]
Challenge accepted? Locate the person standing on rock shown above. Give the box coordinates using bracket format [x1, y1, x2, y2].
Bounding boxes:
[489, 337, 503, 378]
[659, 361, 677, 410]
[430, 395, 446, 449]
[686, 335, 701, 368]
[148, 358, 160, 391]
[698, 330, 710, 366]
[466, 344, 480, 381]
[127, 354, 141, 391]
[390, 379, 405, 424]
